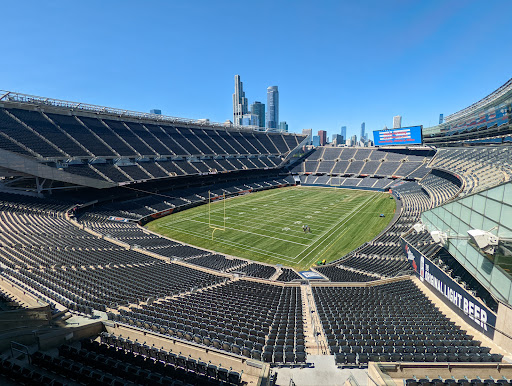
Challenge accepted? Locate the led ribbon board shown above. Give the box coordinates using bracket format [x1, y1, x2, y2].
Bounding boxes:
[373, 126, 423, 146]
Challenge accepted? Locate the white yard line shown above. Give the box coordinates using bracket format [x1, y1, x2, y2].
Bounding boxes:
[161, 226, 298, 262]
[166, 189, 367, 238]
[173, 195, 372, 241]
[153, 187, 386, 267]
[166, 218, 311, 246]
[207, 211, 332, 234]
[295, 193, 378, 266]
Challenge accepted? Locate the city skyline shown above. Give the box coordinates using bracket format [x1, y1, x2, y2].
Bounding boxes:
[2, 1, 510, 142]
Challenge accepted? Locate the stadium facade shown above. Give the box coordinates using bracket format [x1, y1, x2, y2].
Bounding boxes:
[424, 78, 512, 146]
[0, 80, 511, 385]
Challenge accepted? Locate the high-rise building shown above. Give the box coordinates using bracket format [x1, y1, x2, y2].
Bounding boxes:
[318, 130, 327, 146]
[340, 126, 347, 143]
[233, 75, 248, 126]
[351, 134, 357, 144]
[360, 122, 366, 142]
[279, 121, 288, 132]
[332, 134, 343, 146]
[266, 86, 279, 129]
[302, 128, 313, 145]
[250, 101, 265, 128]
[393, 115, 402, 129]
[439, 114, 444, 124]
[241, 113, 259, 127]
[150, 109, 162, 115]
[312, 135, 320, 147]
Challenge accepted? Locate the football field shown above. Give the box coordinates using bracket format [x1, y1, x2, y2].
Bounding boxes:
[146, 186, 396, 270]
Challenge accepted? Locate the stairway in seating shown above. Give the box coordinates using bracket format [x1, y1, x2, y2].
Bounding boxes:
[301, 283, 329, 355]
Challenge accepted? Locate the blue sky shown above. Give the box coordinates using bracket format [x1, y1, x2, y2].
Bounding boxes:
[1, 0, 511, 140]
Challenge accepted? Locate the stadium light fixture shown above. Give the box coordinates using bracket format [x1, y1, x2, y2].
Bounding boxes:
[413, 223, 426, 233]
[428, 225, 509, 255]
[430, 231, 448, 246]
[467, 229, 499, 255]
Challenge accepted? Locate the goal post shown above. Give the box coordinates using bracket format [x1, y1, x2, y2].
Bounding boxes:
[330, 176, 342, 190]
[208, 191, 226, 240]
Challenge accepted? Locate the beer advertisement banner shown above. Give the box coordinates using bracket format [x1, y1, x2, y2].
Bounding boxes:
[401, 238, 496, 339]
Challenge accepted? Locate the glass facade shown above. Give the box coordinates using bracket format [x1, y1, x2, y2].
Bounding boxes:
[241, 113, 259, 127]
[421, 181, 512, 305]
[250, 101, 265, 128]
[266, 86, 279, 129]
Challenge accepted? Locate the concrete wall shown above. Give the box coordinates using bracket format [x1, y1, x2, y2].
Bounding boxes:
[495, 302, 512, 354]
[369, 362, 512, 386]
[105, 323, 269, 383]
[37, 322, 104, 351]
[0, 306, 51, 331]
[0, 275, 45, 308]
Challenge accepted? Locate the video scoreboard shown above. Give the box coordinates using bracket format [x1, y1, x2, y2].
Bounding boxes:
[373, 126, 422, 146]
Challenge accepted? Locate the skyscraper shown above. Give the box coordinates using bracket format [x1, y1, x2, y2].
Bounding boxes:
[439, 114, 444, 124]
[312, 136, 320, 147]
[233, 75, 248, 126]
[266, 86, 279, 129]
[241, 114, 259, 127]
[250, 101, 265, 128]
[393, 115, 402, 129]
[279, 121, 288, 132]
[340, 126, 347, 142]
[318, 130, 327, 146]
[360, 122, 366, 142]
[332, 134, 343, 146]
[150, 109, 162, 115]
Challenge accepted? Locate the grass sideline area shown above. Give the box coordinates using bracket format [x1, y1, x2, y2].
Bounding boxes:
[146, 186, 396, 271]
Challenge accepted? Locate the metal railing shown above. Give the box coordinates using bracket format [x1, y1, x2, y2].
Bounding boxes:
[0, 89, 292, 134]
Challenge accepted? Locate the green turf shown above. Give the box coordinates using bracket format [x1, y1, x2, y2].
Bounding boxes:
[146, 186, 396, 271]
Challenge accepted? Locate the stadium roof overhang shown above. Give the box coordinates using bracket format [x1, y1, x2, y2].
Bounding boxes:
[0, 148, 115, 190]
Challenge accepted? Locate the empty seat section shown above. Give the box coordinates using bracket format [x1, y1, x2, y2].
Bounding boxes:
[314, 281, 495, 366]
[118, 165, 151, 181]
[79, 117, 135, 156]
[218, 131, 247, 154]
[190, 161, 209, 173]
[156, 160, 186, 175]
[231, 132, 259, 154]
[0, 109, 64, 157]
[92, 164, 130, 182]
[173, 160, 199, 174]
[178, 127, 211, 154]
[257, 133, 280, 154]
[267, 133, 289, 154]
[138, 162, 169, 178]
[345, 161, 365, 174]
[103, 119, 156, 156]
[145, 124, 188, 156]
[9, 108, 89, 157]
[65, 164, 109, 181]
[125, 122, 172, 155]
[198, 129, 225, 154]
[47, 113, 116, 157]
[210, 130, 238, 153]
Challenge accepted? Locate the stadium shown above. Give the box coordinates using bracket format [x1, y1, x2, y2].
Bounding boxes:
[0, 74, 511, 386]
